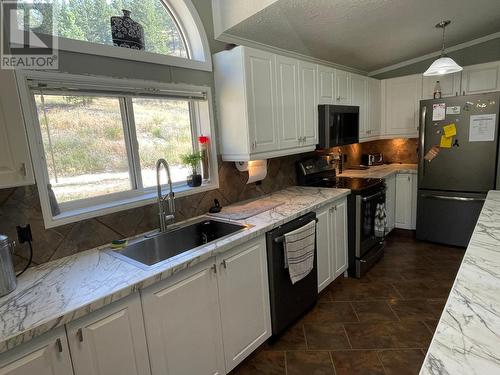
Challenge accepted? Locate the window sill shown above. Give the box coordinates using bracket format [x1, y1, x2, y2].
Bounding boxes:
[46, 181, 219, 229]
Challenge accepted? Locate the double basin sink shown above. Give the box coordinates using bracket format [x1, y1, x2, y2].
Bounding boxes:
[109, 217, 250, 268]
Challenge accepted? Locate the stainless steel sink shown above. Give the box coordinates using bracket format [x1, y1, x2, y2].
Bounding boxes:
[108, 217, 250, 268]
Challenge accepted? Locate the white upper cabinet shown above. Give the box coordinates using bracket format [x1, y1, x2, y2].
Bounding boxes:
[0, 328, 73, 375]
[141, 258, 225, 375]
[244, 48, 279, 154]
[298, 61, 318, 147]
[275, 55, 301, 150]
[461, 61, 500, 95]
[335, 69, 351, 105]
[66, 293, 150, 375]
[366, 77, 382, 139]
[382, 74, 422, 138]
[216, 236, 271, 373]
[214, 46, 316, 161]
[0, 70, 34, 189]
[351, 74, 367, 138]
[317, 65, 336, 105]
[422, 73, 461, 99]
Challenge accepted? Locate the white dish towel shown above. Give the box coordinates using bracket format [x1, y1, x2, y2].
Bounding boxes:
[283, 220, 316, 284]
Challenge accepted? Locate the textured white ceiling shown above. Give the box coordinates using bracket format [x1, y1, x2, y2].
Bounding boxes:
[227, 0, 500, 72]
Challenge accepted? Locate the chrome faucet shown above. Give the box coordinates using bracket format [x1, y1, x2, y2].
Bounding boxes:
[156, 158, 175, 232]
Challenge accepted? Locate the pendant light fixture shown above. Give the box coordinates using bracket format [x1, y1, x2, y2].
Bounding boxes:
[423, 20, 463, 76]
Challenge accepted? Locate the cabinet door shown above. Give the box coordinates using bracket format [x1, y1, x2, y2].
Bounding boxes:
[385, 175, 396, 233]
[333, 198, 348, 278]
[461, 62, 500, 95]
[298, 61, 318, 146]
[142, 259, 224, 375]
[276, 55, 301, 149]
[0, 328, 73, 375]
[244, 48, 279, 153]
[316, 205, 334, 292]
[383, 74, 421, 137]
[395, 174, 413, 229]
[351, 74, 367, 139]
[367, 78, 381, 138]
[217, 236, 271, 373]
[422, 74, 461, 99]
[335, 70, 351, 105]
[0, 70, 34, 188]
[317, 65, 336, 105]
[67, 293, 150, 375]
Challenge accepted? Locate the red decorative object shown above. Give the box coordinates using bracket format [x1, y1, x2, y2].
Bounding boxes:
[198, 135, 209, 144]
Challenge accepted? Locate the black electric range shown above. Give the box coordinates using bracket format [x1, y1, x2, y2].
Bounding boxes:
[297, 156, 386, 278]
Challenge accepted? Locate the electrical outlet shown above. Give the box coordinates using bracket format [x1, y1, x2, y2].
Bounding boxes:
[16, 224, 33, 244]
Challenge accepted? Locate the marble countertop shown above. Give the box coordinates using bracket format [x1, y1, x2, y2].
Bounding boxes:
[421, 190, 500, 374]
[339, 163, 417, 179]
[0, 186, 350, 353]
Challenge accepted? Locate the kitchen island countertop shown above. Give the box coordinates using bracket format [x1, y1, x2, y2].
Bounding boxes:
[421, 190, 500, 374]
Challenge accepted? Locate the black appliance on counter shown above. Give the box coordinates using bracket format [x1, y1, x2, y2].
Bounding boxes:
[297, 156, 386, 278]
[318, 105, 359, 148]
[266, 212, 318, 337]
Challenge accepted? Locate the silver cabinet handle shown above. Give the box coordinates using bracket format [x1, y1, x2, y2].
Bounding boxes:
[211, 264, 217, 274]
[421, 194, 485, 202]
[221, 259, 227, 269]
[77, 328, 83, 343]
[56, 338, 63, 353]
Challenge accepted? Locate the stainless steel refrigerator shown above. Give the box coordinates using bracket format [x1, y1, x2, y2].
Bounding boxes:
[416, 92, 500, 247]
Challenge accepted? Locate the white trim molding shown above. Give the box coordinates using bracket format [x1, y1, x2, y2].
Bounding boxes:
[216, 32, 368, 75]
[41, 0, 213, 71]
[368, 32, 500, 77]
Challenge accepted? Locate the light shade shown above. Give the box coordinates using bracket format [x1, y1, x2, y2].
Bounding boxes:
[423, 56, 463, 76]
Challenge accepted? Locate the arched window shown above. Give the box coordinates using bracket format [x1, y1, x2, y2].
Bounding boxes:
[22, 0, 211, 70]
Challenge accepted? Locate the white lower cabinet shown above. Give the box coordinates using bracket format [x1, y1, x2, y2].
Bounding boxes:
[333, 199, 348, 277]
[141, 259, 225, 375]
[395, 173, 417, 230]
[141, 235, 270, 375]
[216, 236, 271, 372]
[0, 327, 73, 375]
[316, 198, 348, 292]
[385, 175, 396, 233]
[66, 293, 151, 375]
[316, 206, 334, 292]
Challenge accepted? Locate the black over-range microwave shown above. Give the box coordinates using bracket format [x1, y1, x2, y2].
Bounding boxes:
[318, 105, 359, 148]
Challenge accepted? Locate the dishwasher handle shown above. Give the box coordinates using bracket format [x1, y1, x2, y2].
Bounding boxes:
[274, 218, 318, 243]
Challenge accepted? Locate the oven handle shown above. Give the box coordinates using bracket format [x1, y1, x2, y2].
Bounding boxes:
[362, 190, 386, 202]
[420, 194, 485, 202]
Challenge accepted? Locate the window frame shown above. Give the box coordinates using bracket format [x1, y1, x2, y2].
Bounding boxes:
[15, 0, 213, 71]
[16, 70, 219, 228]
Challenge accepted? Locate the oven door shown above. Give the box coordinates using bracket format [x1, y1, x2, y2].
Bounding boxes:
[355, 187, 386, 258]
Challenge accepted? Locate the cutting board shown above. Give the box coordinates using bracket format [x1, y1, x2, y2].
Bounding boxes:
[209, 197, 284, 220]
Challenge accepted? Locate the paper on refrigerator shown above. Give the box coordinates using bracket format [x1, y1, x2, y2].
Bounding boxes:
[469, 114, 497, 142]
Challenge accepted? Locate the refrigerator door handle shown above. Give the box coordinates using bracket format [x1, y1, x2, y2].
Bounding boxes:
[421, 194, 485, 202]
[418, 105, 426, 181]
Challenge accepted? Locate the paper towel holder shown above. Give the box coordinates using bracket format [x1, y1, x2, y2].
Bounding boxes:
[235, 161, 248, 172]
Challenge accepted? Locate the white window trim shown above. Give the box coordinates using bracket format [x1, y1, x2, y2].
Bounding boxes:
[16, 70, 219, 228]
[37, 0, 212, 71]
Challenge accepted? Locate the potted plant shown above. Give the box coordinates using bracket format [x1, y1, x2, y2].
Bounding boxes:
[180, 152, 203, 187]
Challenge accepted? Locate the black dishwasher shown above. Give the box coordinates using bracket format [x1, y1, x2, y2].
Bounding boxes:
[266, 212, 318, 338]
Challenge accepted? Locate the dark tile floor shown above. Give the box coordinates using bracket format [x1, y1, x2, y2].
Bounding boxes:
[230, 230, 465, 375]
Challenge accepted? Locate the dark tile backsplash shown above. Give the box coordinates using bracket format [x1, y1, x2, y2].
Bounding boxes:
[0, 155, 305, 269]
[340, 138, 418, 167]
